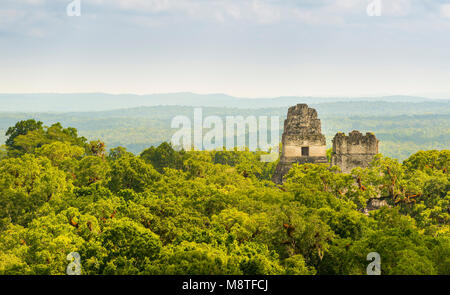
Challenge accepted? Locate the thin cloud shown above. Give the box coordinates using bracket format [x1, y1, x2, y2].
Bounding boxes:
[1, 0, 450, 97]
[441, 3, 450, 18]
[1, 0, 450, 31]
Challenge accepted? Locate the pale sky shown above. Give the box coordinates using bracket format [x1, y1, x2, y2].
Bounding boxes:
[1, 0, 450, 98]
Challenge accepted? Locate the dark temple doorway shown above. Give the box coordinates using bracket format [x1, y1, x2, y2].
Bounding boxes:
[302, 147, 309, 156]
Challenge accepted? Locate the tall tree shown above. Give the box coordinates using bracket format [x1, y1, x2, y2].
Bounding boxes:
[5, 119, 43, 148]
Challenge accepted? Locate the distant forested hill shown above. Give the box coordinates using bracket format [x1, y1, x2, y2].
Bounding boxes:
[0, 93, 446, 112]
[0, 100, 449, 161]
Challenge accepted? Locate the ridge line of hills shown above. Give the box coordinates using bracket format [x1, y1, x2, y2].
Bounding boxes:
[0, 93, 449, 113]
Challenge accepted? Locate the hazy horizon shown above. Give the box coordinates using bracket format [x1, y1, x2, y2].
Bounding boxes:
[0, 92, 449, 100]
[1, 1, 450, 98]
[1, 92, 449, 113]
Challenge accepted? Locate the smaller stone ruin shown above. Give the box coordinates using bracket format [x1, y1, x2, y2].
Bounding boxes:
[331, 131, 379, 173]
[362, 198, 390, 215]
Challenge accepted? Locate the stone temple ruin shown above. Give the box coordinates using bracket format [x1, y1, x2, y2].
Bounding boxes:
[272, 104, 328, 184]
[272, 104, 379, 184]
[331, 131, 379, 174]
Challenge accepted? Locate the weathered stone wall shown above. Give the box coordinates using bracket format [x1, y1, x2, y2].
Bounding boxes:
[331, 131, 379, 173]
[362, 198, 390, 215]
[272, 104, 328, 183]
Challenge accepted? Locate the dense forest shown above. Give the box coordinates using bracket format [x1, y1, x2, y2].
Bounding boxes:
[1, 101, 449, 161]
[0, 119, 448, 275]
